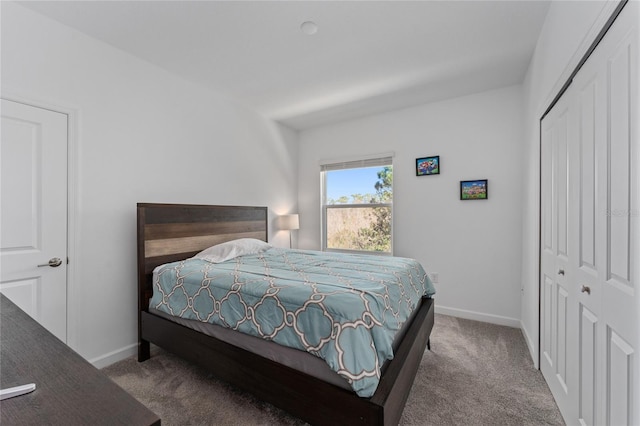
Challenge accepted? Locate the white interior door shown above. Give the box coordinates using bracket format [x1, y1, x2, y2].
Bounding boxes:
[1, 99, 68, 342]
[540, 89, 578, 423]
[540, 2, 638, 424]
[590, 5, 638, 424]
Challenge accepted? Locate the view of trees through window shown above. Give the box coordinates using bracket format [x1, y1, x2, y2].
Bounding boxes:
[324, 165, 392, 253]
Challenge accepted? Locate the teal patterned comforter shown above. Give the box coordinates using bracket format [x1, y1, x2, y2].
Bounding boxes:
[150, 248, 435, 397]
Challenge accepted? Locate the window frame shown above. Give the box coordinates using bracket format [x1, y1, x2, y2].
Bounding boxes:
[320, 154, 394, 255]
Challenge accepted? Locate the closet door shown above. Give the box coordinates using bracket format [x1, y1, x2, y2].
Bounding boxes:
[589, 5, 638, 424]
[540, 90, 578, 423]
[540, 2, 638, 424]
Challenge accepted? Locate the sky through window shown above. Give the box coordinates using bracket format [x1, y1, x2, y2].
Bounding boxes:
[326, 167, 386, 202]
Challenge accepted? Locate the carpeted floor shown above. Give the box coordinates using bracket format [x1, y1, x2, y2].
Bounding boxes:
[102, 314, 564, 425]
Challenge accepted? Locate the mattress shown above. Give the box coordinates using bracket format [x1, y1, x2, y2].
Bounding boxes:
[150, 247, 435, 397]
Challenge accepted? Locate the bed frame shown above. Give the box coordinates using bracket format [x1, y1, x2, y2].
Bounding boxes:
[137, 203, 434, 426]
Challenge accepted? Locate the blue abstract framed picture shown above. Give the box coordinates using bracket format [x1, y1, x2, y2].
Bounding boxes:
[416, 156, 440, 176]
[460, 179, 488, 200]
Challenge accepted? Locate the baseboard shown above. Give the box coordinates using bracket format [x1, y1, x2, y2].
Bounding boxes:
[89, 343, 137, 369]
[520, 321, 539, 369]
[435, 305, 521, 328]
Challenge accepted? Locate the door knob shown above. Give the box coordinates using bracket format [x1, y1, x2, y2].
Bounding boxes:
[37, 257, 62, 268]
[581, 285, 591, 295]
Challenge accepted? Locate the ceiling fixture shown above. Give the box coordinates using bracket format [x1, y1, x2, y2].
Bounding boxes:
[300, 21, 318, 35]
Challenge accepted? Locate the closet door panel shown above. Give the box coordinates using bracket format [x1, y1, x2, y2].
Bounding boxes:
[578, 78, 597, 272]
[607, 330, 633, 426]
[607, 36, 632, 287]
[579, 306, 597, 426]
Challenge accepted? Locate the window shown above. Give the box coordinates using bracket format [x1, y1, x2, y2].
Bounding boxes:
[321, 155, 393, 254]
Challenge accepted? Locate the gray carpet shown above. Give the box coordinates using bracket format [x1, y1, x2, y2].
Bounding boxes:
[102, 315, 564, 425]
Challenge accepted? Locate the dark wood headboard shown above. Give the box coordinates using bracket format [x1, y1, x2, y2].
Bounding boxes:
[137, 203, 268, 315]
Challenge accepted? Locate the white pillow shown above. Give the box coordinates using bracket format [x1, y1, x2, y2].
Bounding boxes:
[193, 238, 271, 263]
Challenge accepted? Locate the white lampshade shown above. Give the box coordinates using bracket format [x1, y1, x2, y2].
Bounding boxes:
[278, 214, 299, 231]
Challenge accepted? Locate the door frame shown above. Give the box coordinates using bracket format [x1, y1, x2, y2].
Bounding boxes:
[534, 0, 627, 369]
[1, 92, 80, 350]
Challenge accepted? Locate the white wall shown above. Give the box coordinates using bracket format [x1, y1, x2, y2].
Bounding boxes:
[298, 86, 524, 326]
[520, 0, 618, 364]
[1, 2, 298, 366]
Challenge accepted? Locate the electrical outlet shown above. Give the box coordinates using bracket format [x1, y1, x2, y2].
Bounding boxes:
[429, 272, 439, 284]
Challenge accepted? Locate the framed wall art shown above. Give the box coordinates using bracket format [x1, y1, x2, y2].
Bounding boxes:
[416, 156, 440, 176]
[460, 179, 488, 200]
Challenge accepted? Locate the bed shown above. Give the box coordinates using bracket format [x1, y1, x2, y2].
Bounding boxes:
[137, 203, 435, 425]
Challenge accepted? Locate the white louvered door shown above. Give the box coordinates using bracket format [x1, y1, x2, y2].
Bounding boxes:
[540, 2, 638, 425]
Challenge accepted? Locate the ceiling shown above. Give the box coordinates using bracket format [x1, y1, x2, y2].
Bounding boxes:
[19, 1, 551, 130]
